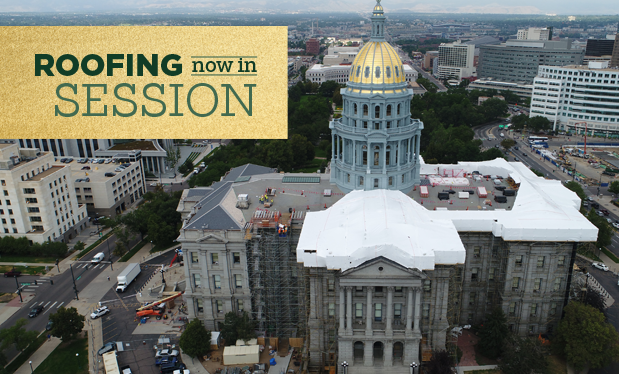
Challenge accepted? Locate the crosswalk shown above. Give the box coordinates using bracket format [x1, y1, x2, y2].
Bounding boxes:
[29, 300, 65, 314]
[73, 262, 109, 270]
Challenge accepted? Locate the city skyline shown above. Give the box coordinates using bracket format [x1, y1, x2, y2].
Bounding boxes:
[0, 0, 618, 16]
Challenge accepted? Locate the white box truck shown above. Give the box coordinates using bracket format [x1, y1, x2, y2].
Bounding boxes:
[116, 263, 141, 293]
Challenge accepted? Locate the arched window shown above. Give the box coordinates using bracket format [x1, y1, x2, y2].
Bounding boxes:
[386, 66, 391, 78]
[386, 146, 391, 165]
[363, 104, 368, 116]
[397, 104, 401, 115]
[386, 105, 392, 116]
[375, 106, 380, 118]
[365, 66, 370, 78]
[395, 66, 400, 77]
[377, 25, 380, 35]
[356, 66, 361, 77]
[354, 103, 358, 115]
[375, 66, 381, 78]
[374, 146, 380, 166]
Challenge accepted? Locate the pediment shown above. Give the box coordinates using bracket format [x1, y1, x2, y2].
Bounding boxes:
[196, 233, 228, 244]
[341, 256, 426, 279]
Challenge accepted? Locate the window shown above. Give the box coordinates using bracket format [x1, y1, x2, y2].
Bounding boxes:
[473, 246, 480, 257]
[193, 274, 201, 288]
[515, 255, 523, 267]
[537, 256, 545, 268]
[23, 188, 35, 194]
[10, 218, 15, 224]
[1, 219, 4, 224]
[530, 303, 538, 316]
[389, 177, 393, 186]
[553, 278, 562, 291]
[422, 304, 429, 318]
[354, 103, 358, 114]
[327, 279, 335, 292]
[364, 66, 370, 78]
[234, 274, 242, 288]
[233, 252, 241, 264]
[386, 105, 392, 116]
[3, 190, 7, 196]
[211, 253, 219, 264]
[213, 275, 221, 289]
[374, 106, 380, 119]
[489, 268, 495, 281]
[191, 252, 199, 263]
[216, 300, 223, 313]
[237, 299, 244, 312]
[512, 277, 520, 289]
[27, 207, 40, 213]
[534, 278, 541, 291]
[375, 66, 381, 78]
[471, 268, 478, 281]
[328, 303, 335, 317]
[25, 198, 37, 204]
[29, 216, 42, 222]
[375, 286, 383, 293]
[359, 176, 364, 186]
[395, 66, 399, 77]
[363, 105, 368, 116]
[356, 66, 361, 77]
[374, 303, 382, 321]
[385, 66, 391, 78]
[355, 303, 363, 318]
[549, 302, 557, 316]
[394, 303, 402, 319]
[196, 299, 204, 313]
[5, 200, 10, 206]
[469, 292, 476, 305]
[374, 179, 379, 188]
[558, 255, 565, 266]
[347, 173, 350, 183]
[509, 302, 516, 316]
[423, 279, 431, 292]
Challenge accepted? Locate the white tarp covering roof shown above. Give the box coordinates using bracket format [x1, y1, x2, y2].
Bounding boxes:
[426, 159, 598, 242]
[297, 189, 466, 271]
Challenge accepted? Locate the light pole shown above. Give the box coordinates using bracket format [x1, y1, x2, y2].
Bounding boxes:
[341, 361, 348, 374]
[29, 361, 33, 373]
[410, 362, 418, 374]
[70, 264, 79, 300]
[14, 276, 23, 302]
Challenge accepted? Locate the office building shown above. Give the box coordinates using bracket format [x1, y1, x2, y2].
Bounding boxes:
[517, 27, 552, 41]
[306, 64, 417, 85]
[467, 79, 534, 100]
[306, 38, 320, 55]
[0, 143, 88, 243]
[436, 41, 475, 80]
[15, 139, 113, 159]
[585, 38, 615, 57]
[478, 39, 584, 84]
[530, 61, 619, 135]
[612, 33, 619, 67]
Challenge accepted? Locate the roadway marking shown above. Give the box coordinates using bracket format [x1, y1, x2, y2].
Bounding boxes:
[38, 301, 45, 305]
[43, 301, 51, 308]
[30, 302, 37, 308]
[43, 302, 57, 315]
[57, 302, 64, 308]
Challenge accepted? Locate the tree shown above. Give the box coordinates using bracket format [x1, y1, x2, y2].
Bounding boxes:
[113, 226, 134, 257]
[426, 350, 453, 374]
[73, 241, 85, 253]
[501, 138, 516, 150]
[48, 307, 85, 342]
[0, 319, 38, 365]
[477, 307, 509, 359]
[586, 208, 613, 248]
[165, 145, 181, 175]
[219, 311, 256, 346]
[288, 134, 315, 169]
[609, 181, 619, 194]
[499, 335, 548, 374]
[565, 181, 586, 202]
[584, 286, 607, 317]
[553, 302, 619, 370]
[416, 77, 437, 93]
[332, 89, 343, 106]
[480, 98, 508, 122]
[528, 116, 552, 132]
[318, 80, 340, 98]
[179, 319, 212, 358]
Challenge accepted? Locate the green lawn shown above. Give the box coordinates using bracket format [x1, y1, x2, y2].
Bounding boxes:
[33, 337, 88, 374]
[0, 256, 57, 263]
[314, 148, 328, 158]
[294, 158, 325, 173]
[0, 265, 46, 275]
[5, 333, 47, 373]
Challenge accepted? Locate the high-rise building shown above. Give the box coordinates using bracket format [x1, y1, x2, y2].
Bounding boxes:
[478, 39, 584, 84]
[585, 38, 615, 57]
[517, 27, 552, 41]
[436, 40, 475, 80]
[530, 61, 619, 134]
[306, 38, 320, 55]
[611, 33, 619, 68]
[0, 143, 88, 243]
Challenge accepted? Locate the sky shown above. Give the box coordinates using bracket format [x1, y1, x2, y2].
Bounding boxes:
[0, 0, 618, 15]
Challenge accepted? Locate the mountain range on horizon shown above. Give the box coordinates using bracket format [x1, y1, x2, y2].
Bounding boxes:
[1, 0, 619, 15]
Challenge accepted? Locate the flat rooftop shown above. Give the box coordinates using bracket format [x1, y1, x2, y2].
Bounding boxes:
[70, 161, 135, 184]
[108, 141, 158, 151]
[29, 166, 65, 181]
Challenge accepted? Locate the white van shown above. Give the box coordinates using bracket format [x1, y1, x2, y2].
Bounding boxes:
[92, 252, 105, 263]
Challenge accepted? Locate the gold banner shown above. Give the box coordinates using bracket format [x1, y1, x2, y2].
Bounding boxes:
[0, 26, 288, 139]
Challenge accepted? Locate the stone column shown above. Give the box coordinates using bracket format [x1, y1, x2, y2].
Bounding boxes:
[346, 287, 353, 335]
[339, 287, 345, 335]
[407, 138, 412, 164]
[353, 140, 356, 168]
[386, 287, 394, 336]
[337, 135, 340, 161]
[366, 287, 373, 336]
[382, 142, 387, 174]
[332, 134, 335, 161]
[405, 287, 414, 335]
[414, 287, 421, 333]
[384, 340, 393, 367]
[416, 134, 421, 164]
[397, 140, 402, 169]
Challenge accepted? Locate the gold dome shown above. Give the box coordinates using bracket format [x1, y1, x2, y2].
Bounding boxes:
[373, 4, 383, 11]
[349, 41, 405, 85]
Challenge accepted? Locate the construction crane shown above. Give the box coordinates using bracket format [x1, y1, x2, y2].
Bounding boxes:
[136, 291, 183, 313]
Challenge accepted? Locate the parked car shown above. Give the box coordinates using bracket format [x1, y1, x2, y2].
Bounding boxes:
[591, 202, 600, 209]
[91, 306, 110, 319]
[155, 356, 178, 366]
[98, 342, 116, 356]
[156, 349, 179, 358]
[29, 305, 44, 318]
[601, 209, 610, 216]
[612, 223, 619, 229]
[46, 321, 53, 331]
[603, 171, 616, 176]
[3, 268, 21, 277]
[121, 366, 133, 374]
[597, 211, 605, 217]
[160, 363, 186, 374]
[592, 262, 609, 272]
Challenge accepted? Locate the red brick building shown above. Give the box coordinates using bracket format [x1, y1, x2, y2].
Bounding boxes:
[306, 38, 320, 55]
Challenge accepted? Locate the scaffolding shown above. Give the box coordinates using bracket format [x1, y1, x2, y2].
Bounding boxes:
[246, 209, 307, 338]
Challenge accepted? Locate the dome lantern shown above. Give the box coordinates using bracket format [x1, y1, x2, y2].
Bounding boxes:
[370, 0, 386, 41]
